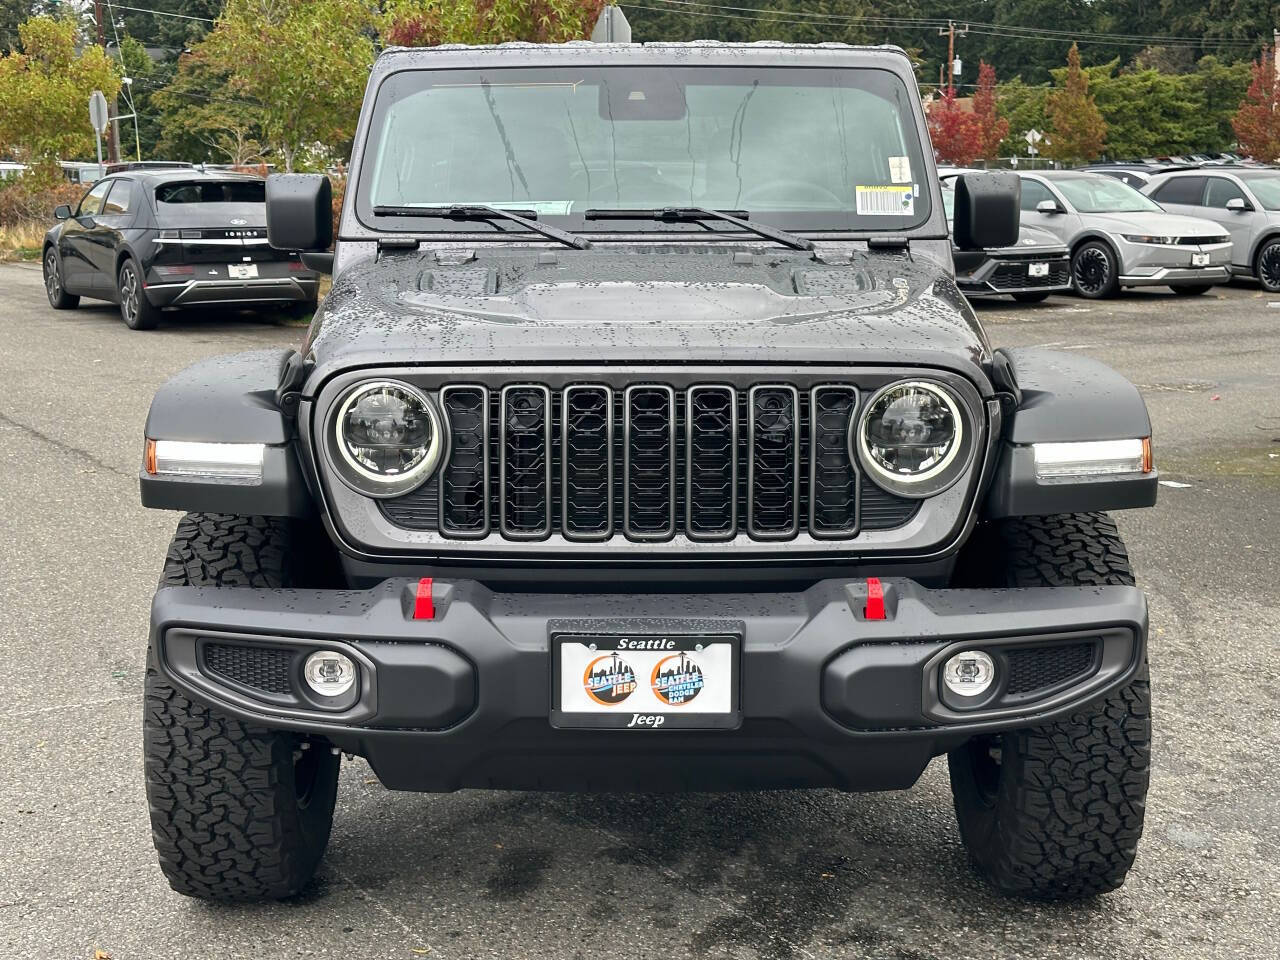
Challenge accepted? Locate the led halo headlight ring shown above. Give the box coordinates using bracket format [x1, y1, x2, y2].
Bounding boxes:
[329, 379, 447, 499]
[853, 379, 973, 500]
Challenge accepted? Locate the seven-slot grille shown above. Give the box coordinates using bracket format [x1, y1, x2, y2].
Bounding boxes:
[381, 383, 921, 542]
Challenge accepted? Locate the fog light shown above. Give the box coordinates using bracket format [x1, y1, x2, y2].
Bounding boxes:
[943, 650, 995, 698]
[303, 650, 356, 697]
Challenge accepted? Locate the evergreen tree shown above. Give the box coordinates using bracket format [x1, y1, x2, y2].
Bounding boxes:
[1045, 43, 1106, 163]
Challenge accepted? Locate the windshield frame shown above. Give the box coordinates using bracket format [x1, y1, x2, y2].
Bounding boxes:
[350, 62, 938, 240]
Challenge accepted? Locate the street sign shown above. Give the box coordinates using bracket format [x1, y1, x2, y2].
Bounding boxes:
[1025, 128, 1044, 157]
[89, 90, 109, 135]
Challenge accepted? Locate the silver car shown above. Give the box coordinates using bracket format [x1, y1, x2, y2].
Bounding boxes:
[1017, 171, 1232, 298]
[1142, 168, 1280, 291]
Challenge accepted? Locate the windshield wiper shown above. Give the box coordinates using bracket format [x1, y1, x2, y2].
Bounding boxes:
[372, 204, 591, 250]
[584, 206, 814, 251]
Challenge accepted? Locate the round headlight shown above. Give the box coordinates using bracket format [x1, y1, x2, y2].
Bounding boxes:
[331, 380, 445, 497]
[855, 381, 968, 498]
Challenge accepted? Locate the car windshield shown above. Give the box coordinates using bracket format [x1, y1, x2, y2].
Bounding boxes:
[357, 64, 931, 233]
[1238, 172, 1280, 210]
[1053, 177, 1162, 214]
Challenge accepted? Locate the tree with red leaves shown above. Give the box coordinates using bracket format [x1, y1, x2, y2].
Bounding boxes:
[1232, 46, 1280, 162]
[927, 88, 983, 166]
[382, 0, 606, 48]
[972, 61, 1009, 162]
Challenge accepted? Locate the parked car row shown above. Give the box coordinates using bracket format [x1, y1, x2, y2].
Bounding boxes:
[41, 168, 320, 329]
[940, 167, 1271, 300]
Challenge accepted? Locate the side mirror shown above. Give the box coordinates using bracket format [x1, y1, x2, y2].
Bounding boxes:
[1035, 199, 1061, 215]
[1225, 197, 1251, 211]
[266, 173, 333, 259]
[53, 204, 72, 220]
[953, 171, 1020, 250]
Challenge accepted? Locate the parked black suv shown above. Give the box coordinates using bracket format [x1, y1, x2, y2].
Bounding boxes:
[139, 42, 1157, 903]
[43, 169, 319, 329]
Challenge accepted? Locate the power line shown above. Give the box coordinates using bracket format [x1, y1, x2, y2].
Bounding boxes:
[107, 3, 216, 23]
[623, 0, 1259, 50]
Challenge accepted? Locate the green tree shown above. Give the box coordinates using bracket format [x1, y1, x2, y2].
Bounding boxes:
[191, 0, 376, 170]
[1090, 63, 1203, 158]
[995, 77, 1050, 157]
[1044, 43, 1106, 164]
[153, 50, 262, 163]
[381, 0, 605, 47]
[0, 16, 120, 165]
[1189, 55, 1251, 151]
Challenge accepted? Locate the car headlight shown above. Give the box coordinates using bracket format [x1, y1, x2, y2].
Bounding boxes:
[330, 380, 445, 497]
[1121, 234, 1175, 245]
[854, 380, 970, 498]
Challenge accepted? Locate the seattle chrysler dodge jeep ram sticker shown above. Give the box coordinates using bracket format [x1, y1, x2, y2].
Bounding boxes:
[552, 634, 740, 730]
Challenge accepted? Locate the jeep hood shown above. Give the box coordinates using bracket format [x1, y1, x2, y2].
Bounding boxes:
[303, 248, 992, 389]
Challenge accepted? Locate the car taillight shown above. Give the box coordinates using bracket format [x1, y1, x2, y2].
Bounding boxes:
[153, 264, 196, 277]
[288, 260, 309, 272]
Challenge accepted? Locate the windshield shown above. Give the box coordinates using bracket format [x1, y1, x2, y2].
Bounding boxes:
[1054, 177, 1162, 214]
[1238, 172, 1280, 210]
[357, 65, 931, 234]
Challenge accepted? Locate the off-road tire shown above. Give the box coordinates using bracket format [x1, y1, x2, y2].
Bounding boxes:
[145, 513, 340, 901]
[1011, 291, 1051, 304]
[949, 513, 1152, 899]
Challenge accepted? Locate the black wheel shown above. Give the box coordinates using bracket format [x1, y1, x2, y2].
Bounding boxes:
[1011, 291, 1051, 303]
[1071, 241, 1120, 299]
[118, 258, 162, 330]
[1172, 284, 1213, 296]
[145, 514, 340, 901]
[1254, 238, 1280, 292]
[949, 513, 1151, 900]
[43, 247, 79, 309]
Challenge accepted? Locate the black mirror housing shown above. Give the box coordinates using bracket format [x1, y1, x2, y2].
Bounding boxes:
[953, 171, 1021, 250]
[266, 174, 333, 253]
[53, 204, 72, 220]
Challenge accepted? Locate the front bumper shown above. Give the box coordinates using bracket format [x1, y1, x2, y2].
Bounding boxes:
[1116, 237, 1232, 286]
[150, 578, 1148, 793]
[956, 254, 1072, 297]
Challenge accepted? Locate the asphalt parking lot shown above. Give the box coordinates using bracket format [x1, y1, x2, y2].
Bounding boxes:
[1, 260, 1278, 960]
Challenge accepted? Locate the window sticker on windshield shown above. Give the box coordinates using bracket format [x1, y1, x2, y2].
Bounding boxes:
[857, 185, 915, 216]
[889, 156, 912, 183]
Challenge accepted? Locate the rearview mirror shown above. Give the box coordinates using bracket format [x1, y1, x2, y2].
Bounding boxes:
[266, 173, 333, 256]
[1036, 199, 1061, 215]
[1225, 197, 1251, 211]
[53, 204, 72, 220]
[952, 171, 1020, 250]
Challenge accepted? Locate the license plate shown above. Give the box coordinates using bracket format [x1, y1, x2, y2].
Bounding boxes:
[551, 634, 740, 729]
[1191, 252, 1210, 267]
[1028, 262, 1049, 277]
[228, 263, 259, 279]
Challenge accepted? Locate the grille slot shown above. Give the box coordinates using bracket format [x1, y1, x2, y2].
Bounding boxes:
[624, 385, 676, 540]
[499, 384, 551, 539]
[809, 386, 859, 537]
[562, 385, 614, 540]
[202, 642, 293, 695]
[686, 385, 738, 539]
[1005, 642, 1096, 696]
[439, 385, 489, 537]
[747, 385, 800, 538]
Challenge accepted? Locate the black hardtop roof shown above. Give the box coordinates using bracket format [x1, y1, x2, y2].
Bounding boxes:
[372, 39, 916, 75]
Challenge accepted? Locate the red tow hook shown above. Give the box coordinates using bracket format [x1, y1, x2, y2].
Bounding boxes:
[864, 577, 886, 620]
[413, 577, 435, 620]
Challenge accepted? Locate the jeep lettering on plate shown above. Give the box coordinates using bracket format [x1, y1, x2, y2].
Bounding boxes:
[138, 36, 1157, 905]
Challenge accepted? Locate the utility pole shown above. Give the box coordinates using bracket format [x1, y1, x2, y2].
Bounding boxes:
[94, 0, 120, 165]
[938, 20, 969, 97]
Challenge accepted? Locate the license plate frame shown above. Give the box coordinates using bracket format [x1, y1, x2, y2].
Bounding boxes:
[228, 263, 259, 279]
[550, 633, 741, 730]
[1191, 252, 1210, 267]
[1027, 261, 1050, 278]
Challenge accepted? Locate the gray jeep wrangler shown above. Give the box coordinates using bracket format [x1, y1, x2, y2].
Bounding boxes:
[139, 40, 1157, 903]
